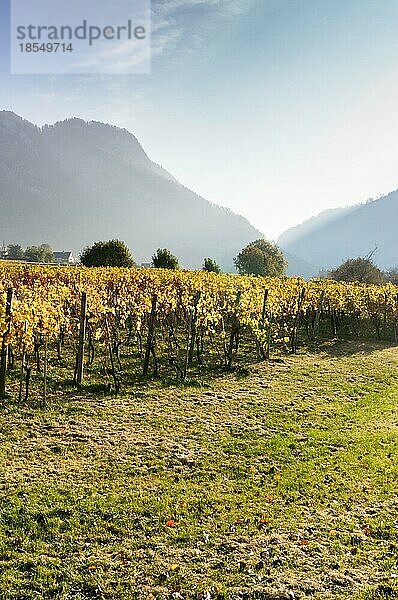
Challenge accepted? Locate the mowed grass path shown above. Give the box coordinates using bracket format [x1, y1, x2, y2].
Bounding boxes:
[0, 341, 397, 599]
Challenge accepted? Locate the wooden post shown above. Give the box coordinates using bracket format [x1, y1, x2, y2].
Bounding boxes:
[313, 290, 325, 339]
[75, 292, 87, 386]
[105, 317, 120, 394]
[188, 291, 201, 365]
[291, 287, 306, 354]
[331, 309, 338, 338]
[227, 291, 242, 369]
[260, 289, 269, 329]
[18, 321, 28, 403]
[0, 288, 13, 399]
[183, 311, 193, 380]
[42, 336, 48, 408]
[266, 312, 273, 360]
[143, 294, 157, 376]
[258, 289, 269, 360]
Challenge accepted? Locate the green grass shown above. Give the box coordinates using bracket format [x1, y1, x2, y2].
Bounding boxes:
[0, 340, 398, 599]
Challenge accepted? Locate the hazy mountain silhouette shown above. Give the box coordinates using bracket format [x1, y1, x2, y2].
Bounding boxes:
[279, 191, 398, 273]
[283, 251, 317, 279]
[0, 111, 267, 271]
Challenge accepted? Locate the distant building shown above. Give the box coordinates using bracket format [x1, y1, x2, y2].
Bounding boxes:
[140, 262, 152, 269]
[53, 251, 75, 265]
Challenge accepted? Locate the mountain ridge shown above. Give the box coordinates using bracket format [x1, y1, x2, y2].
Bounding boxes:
[0, 111, 264, 271]
[278, 189, 398, 272]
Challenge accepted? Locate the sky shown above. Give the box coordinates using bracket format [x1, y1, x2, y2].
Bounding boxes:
[1, 0, 398, 239]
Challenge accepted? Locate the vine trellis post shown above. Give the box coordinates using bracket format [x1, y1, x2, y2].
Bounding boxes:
[75, 292, 87, 386]
[143, 294, 158, 376]
[0, 288, 14, 399]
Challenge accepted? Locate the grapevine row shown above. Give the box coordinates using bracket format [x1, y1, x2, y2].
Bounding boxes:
[0, 264, 397, 402]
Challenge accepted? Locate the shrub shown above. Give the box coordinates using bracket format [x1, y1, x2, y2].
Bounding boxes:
[235, 239, 286, 277]
[203, 258, 221, 274]
[80, 240, 135, 267]
[329, 258, 386, 285]
[152, 248, 179, 270]
[24, 244, 54, 263]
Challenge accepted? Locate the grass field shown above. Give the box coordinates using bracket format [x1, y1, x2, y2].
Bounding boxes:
[0, 340, 397, 599]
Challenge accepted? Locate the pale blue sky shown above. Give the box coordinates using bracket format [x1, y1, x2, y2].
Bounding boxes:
[1, 0, 398, 238]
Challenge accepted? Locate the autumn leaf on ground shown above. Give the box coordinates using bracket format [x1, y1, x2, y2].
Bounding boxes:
[166, 519, 177, 527]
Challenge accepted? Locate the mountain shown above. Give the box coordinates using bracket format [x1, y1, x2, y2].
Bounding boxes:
[283, 250, 318, 280]
[0, 111, 264, 271]
[278, 190, 398, 273]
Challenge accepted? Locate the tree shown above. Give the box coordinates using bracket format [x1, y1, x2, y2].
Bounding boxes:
[39, 244, 54, 263]
[24, 246, 40, 262]
[7, 244, 24, 260]
[80, 240, 134, 267]
[203, 257, 221, 274]
[234, 239, 287, 277]
[152, 248, 179, 270]
[24, 244, 54, 263]
[329, 258, 386, 285]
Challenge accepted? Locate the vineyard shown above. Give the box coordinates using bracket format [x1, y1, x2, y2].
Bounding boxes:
[1, 263, 398, 599]
[0, 263, 398, 402]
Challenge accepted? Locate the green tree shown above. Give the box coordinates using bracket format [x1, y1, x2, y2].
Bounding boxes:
[152, 248, 179, 270]
[7, 244, 24, 260]
[203, 257, 221, 274]
[39, 244, 54, 263]
[80, 240, 135, 267]
[234, 239, 287, 277]
[24, 246, 40, 262]
[329, 258, 386, 285]
[24, 244, 54, 263]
